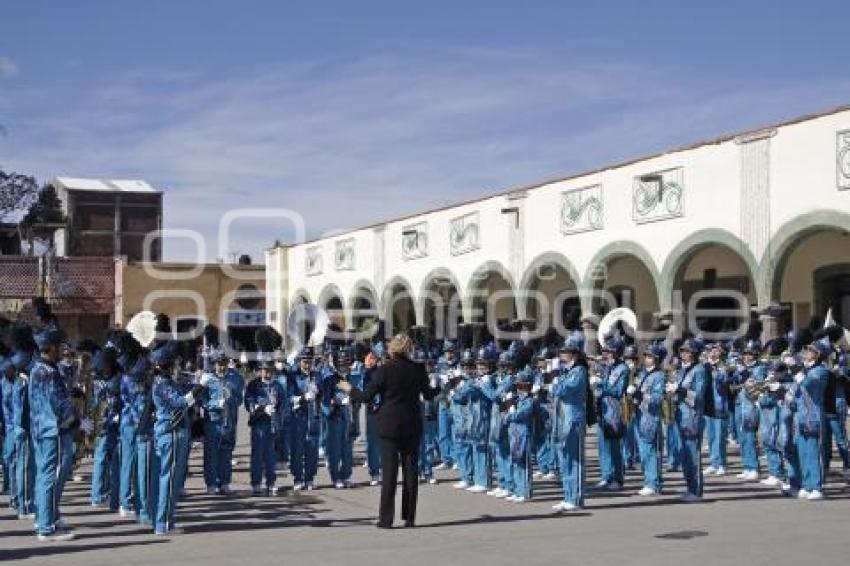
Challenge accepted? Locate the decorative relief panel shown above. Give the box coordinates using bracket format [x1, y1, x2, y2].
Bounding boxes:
[334, 238, 355, 271]
[449, 211, 480, 256]
[560, 184, 603, 235]
[838, 130, 850, 190]
[305, 246, 323, 276]
[401, 221, 428, 260]
[632, 167, 684, 224]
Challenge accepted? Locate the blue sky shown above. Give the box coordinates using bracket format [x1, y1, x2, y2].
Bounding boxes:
[1, 1, 849, 261]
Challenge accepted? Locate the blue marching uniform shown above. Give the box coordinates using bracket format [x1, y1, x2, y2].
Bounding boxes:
[29, 353, 77, 536]
[362, 364, 383, 481]
[152, 371, 191, 534]
[2, 360, 18, 511]
[119, 366, 147, 514]
[823, 362, 850, 473]
[453, 376, 493, 489]
[318, 368, 354, 486]
[506, 392, 535, 500]
[533, 366, 556, 477]
[90, 368, 122, 509]
[12, 354, 36, 518]
[419, 387, 439, 481]
[288, 369, 320, 488]
[245, 375, 286, 492]
[789, 361, 829, 495]
[635, 366, 665, 494]
[596, 361, 628, 487]
[705, 358, 730, 472]
[551, 362, 588, 507]
[435, 357, 456, 469]
[484, 371, 514, 494]
[671, 361, 707, 498]
[202, 368, 244, 492]
[733, 360, 767, 475]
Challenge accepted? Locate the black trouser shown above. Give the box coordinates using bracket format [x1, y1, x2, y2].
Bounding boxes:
[379, 434, 420, 526]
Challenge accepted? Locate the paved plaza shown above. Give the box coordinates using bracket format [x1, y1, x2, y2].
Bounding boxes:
[2, 424, 849, 566]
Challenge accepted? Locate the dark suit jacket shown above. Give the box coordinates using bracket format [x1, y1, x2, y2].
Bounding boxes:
[348, 356, 440, 440]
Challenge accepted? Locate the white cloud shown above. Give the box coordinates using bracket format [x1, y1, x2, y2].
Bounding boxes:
[0, 55, 19, 78]
[0, 47, 847, 261]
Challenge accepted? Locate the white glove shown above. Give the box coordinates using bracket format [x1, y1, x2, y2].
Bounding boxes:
[589, 375, 601, 387]
[80, 418, 94, 434]
[784, 392, 795, 404]
[304, 391, 315, 401]
[504, 392, 514, 401]
[508, 405, 516, 414]
[184, 392, 195, 406]
[627, 384, 637, 396]
[290, 396, 301, 407]
[430, 376, 439, 388]
[341, 396, 350, 406]
[794, 372, 805, 384]
[213, 398, 226, 409]
[112, 415, 120, 424]
[665, 383, 678, 394]
[264, 404, 276, 416]
[222, 387, 232, 400]
[531, 384, 541, 394]
[440, 374, 449, 385]
[768, 382, 781, 392]
[199, 373, 212, 387]
[453, 368, 462, 378]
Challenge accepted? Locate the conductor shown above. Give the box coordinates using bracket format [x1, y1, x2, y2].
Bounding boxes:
[337, 333, 441, 528]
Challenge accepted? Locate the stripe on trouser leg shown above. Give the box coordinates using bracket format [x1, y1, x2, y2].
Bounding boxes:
[167, 431, 176, 528]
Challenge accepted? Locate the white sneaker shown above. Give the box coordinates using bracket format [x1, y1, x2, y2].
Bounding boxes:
[451, 464, 458, 470]
[269, 486, 280, 496]
[466, 485, 487, 493]
[486, 488, 500, 496]
[512, 496, 527, 503]
[543, 472, 557, 480]
[505, 495, 517, 502]
[760, 476, 780, 487]
[533, 471, 545, 479]
[494, 489, 508, 498]
[434, 462, 449, 470]
[680, 492, 702, 503]
[781, 482, 792, 492]
[306, 483, 315, 491]
[735, 471, 749, 479]
[38, 531, 75, 542]
[334, 482, 345, 489]
[745, 471, 759, 481]
[453, 481, 470, 489]
[704, 466, 717, 475]
[714, 466, 726, 476]
[638, 486, 658, 496]
[119, 506, 132, 518]
[292, 483, 305, 492]
[206, 486, 220, 495]
[797, 489, 811, 499]
[428, 478, 437, 485]
[73, 474, 84, 482]
[595, 480, 609, 489]
[807, 490, 824, 500]
[369, 477, 380, 486]
[553, 501, 577, 511]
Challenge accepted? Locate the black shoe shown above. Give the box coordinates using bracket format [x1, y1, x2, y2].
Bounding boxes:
[376, 521, 392, 529]
[403, 521, 415, 528]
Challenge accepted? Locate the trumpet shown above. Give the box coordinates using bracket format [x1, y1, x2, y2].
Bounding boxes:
[661, 369, 676, 424]
[620, 365, 638, 425]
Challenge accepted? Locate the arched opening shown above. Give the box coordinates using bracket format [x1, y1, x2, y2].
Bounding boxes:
[671, 244, 756, 336]
[349, 283, 379, 340]
[383, 279, 416, 336]
[467, 262, 517, 334]
[521, 254, 581, 334]
[317, 285, 346, 333]
[421, 270, 463, 341]
[587, 250, 660, 332]
[773, 228, 850, 329]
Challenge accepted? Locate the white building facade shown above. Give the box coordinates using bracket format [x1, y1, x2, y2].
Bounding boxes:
[266, 106, 850, 347]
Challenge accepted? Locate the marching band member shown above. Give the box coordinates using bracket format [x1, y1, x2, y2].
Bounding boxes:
[822, 346, 849, 474]
[593, 335, 628, 491]
[532, 348, 556, 480]
[417, 350, 439, 484]
[320, 349, 355, 489]
[274, 352, 292, 471]
[550, 333, 588, 511]
[90, 347, 122, 510]
[758, 357, 788, 488]
[621, 346, 640, 471]
[434, 341, 458, 471]
[245, 361, 285, 495]
[201, 352, 244, 495]
[30, 328, 90, 541]
[2, 355, 16, 512]
[362, 347, 384, 486]
[117, 333, 146, 519]
[453, 350, 493, 493]
[288, 348, 320, 490]
[505, 369, 535, 503]
[786, 338, 831, 500]
[632, 342, 666, 496]
[668, 339, 707, 502]
[151, 341, 192, 535]
[451, 350, 476, 489]
[704, 342, 730, 476]
[733, 339, 766, 481]
[486, 351, 515, 498]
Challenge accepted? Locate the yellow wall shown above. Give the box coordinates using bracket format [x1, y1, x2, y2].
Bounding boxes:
[119, 261, 266, 328]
